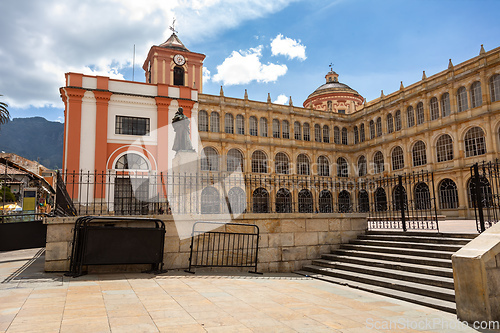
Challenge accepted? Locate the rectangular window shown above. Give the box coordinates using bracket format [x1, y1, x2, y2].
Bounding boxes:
[115, 116, 150, 136]
[338, 109, 346, 114]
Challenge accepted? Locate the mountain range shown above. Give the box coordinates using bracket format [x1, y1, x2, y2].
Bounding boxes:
[0, 117, 64, 169]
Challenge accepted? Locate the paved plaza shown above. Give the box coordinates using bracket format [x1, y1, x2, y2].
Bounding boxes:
[0, 220, 496, 332]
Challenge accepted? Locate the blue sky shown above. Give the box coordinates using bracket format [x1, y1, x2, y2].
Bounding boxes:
[1, 0, 499, 122]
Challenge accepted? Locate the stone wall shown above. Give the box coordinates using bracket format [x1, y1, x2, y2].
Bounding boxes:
[452, 222, 500, 322]
[44, 213, 367, 273]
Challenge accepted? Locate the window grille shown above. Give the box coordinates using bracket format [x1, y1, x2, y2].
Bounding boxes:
[414, 182, 431, 210]
[374, 151, 384, 174]
[464, 127, 486, 157]
[303, 123, 310, 141]
[323, 125, 330, 143]
[275, 188, 292, 213]
[334, 126, 340, 144]
[375, 187, 387, 211]
[227, 149, 243, 172]
[457, 87, 468, 112]
[376, 118, 382, 137]
[272, 119, 280, 138]
[198, 111, 208, 132]
[282, 120, 290, 139]
[260, 118, 268, 137]
[439, 179, 459, 209]
[319, 190, 332, 213]
[392, 146, 404, 170]
[317, 156, 329, 176]
[275, 152, 289, 174]
[395, 110, 402, 131]
[236, 114, 245, 134]
[491, 74, 500, 102]
[115, 153, 149, 170]
[357, 156, 367, 177]
[297, 154, 310, 175]
[224, 113, 234, 134]
[251, 150, 267, 173]
[249, 116, 258, 136]
[407, 106, 415, 127]
[354, 126, 359, 143]
[210, 112, 220, 132]
[467, 177, 492, 208]
[252, 188, 269, 213]
[201, 187, 220, 214]
[201, 147, 219, 171]
[369, 121, 375, 139]
[387, 114, 394, 133]
[314, 124, 321, 142]
[228, 187, 246, 214]
[294, 121, 301, 140]
[441, 93, 451, 117]
[412, 141, 427, 166]
[358, 190, 370, 212]
[298, 189, 313, 213]
[342, 127, 348, 144]
[436, 134, 454, 162]
[338, 190, 351, 213]
[430, 97, 439, 120]
[471, 81, 482, 108]
[360, 124, 366, 142]
[115, 116, 150, 136]
[416, 102, 424, 125]
[337, 157, 348, 177]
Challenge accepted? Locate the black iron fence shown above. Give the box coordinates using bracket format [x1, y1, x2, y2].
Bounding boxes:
[185, 221, 260, 274]
[470, 160, 500, 233]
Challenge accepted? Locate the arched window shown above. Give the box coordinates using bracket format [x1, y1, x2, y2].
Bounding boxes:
[260, 117, 268, 137]
[369, 120, 375, 139]
[317, 156, 330, 176]
[173, 66, 184, 86]
[272, 119, 280, 138]
[227, 149, 243, 172]
[276, 188, 292, 213]
[392, 146, 404, 170]
[471, 81, 482, 108]
[414, 182, 431, 210]
[441, 93, 451, 117]
[251, 150, 267, 173]
[198, 110, 208, 132]
[457, 86, 468, 112]
[375, 187, 387, 211]
[439, 179, 459, 209]
[294, 121, 301, 140]
[252, 150, 267, 173]
[436, 134, 454, 162]
[354, 126, 359, 144]
[360, 124, 366, 142]
[430, 97, 439, 120]
[374, 151, 384, 174]
[338, 190, 351, 213]
[297, 154, 310, 175]
[342, 127, 348, 144]
[228, 187, 246, 214]
[334, 126, 340, 144]
[412, 141, 427, 167]
[392, 185, 408, 211]
[303, 123, 310, 141]
[358, 190, 370, 212]
[337, 157, 348, 177]
[275, 152, 289, 174]
[282, 120, 290, 139]
[252, 188, 269, 213]
[323, 125, 330, 143]
[395, 110, 402, 131]
[115, 153, 149, 170]
[236, 114, 245, 134]
[407, 106, 415, 127]
[376, 118, 382, 137]
[416, 102, 424, 125]
[464, 127, 486, 157]
[387, 114, 394, 133]
[201, 187, 220, 214]
[314, 124, 321, 142]
[249, 116, 258, 136]
[210, 112, 220, 132]
[467, 177, 492, 208]
[319, 190, 332, 213]
[357, 156, 367, 177]
[298, 189, 313, 213]
[201, 147, 219, 171]
[225, 113, 234, 134]
[490, 74, 500, 102]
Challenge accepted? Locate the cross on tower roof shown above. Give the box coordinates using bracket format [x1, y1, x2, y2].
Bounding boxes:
[169, 18, 178, 34]
[329, 63, 334, 71]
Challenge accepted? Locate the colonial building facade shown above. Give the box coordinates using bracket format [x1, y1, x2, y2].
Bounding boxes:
[61, 34, 500, 218]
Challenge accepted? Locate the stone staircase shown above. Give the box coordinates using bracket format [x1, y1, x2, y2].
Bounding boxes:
[295, 230, 477, 313]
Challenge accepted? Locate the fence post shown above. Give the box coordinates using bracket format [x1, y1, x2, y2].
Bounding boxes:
[473, 163, 486, 233]
[399, 175, 407, 232]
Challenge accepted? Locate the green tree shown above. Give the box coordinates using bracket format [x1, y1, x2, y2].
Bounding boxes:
[0, 186, 16, 202]
[0, 95, 10, 126]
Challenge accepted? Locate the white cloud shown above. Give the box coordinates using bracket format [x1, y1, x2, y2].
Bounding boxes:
[0, 0, 300, 109]
[203, 67, 211, 83]
[273, 94, 288, 105]
[212, 46, 287, 85]
[270, 34, 306, 60]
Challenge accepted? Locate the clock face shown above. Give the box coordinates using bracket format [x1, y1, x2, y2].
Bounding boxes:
[174, 54, 185, 66]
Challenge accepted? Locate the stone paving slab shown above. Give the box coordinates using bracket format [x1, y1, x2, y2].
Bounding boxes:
[0, 248, 496, 333]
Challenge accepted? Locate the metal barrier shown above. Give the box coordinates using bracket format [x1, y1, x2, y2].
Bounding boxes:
[185, 221, 260, 274]
[0, 213, 48, 251]
[67, 216, 166, 277]
[470, 160, 500, 233]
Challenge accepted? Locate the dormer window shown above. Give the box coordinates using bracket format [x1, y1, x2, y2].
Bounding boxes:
[174, 66, 184, 86]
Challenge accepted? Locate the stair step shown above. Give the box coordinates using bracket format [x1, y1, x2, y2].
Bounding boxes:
[340, 244, 455, 260]
[301, 264, 455, 302]
[319, 255, 453, 278]
[295, 270, 456, 314]
[328, 249, 452, 268]
[349, 239, 463, 252]
[311, 259, 455, 289]
[365, 230, 477, 240]
[357, 234, 473, 245]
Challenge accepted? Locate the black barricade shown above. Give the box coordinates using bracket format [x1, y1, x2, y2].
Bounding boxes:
[67, 216, 166, 277]
[185, 221, 260, 274]
[470, 160, 500, 233]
